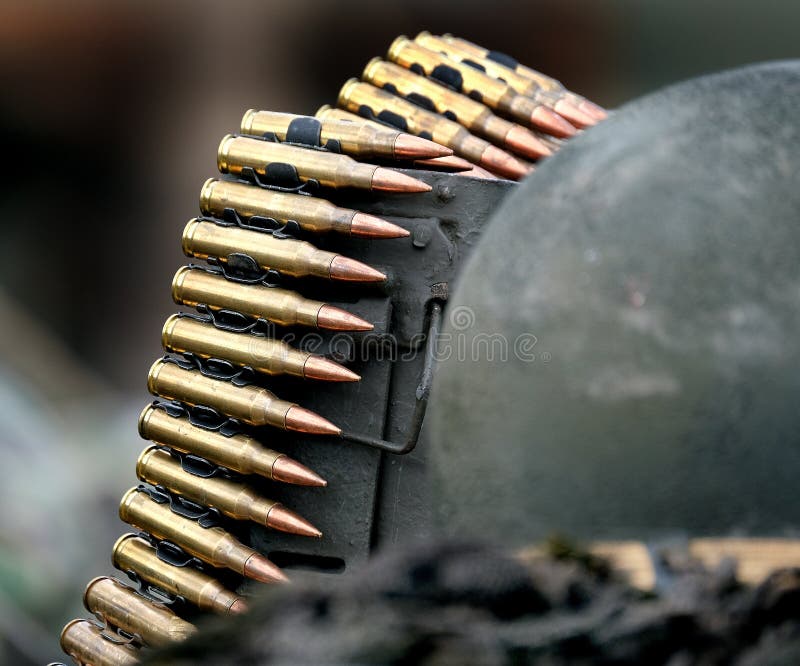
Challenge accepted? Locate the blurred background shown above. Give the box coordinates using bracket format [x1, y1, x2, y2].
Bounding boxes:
[0, 0, 798, 663]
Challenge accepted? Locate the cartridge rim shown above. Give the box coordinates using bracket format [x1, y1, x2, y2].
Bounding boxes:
[240, 109, 257, 135]
[362, 56, 383, 80]
[217, 134, 237, 173]
[112, 533, 140, 558]
[387, 35, 410, 61]
[161, 313, 183, 351]
[136, 445, 160, 479]
[82, 575, 114, 611]
[118, 487, 141, 522]
[60, 618, 93, 646]
[147, 359, 167, 395]
[199, 178, 218, 214]
[171, 266, 192, 305]
[337, 78, 361, 108]
[181, 218, 201, 258]
[138, 403, 156, 438]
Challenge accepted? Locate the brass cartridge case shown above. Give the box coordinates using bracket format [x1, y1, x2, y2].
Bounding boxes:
[172, 265, 322, 328]
[182, 217, 333, 279]
[138, 404, 288, 479]
[60, 619, 140, 666]
[415, 32, 543, 100]
[241, 109, 401, 160]
[137, 447, 278, 526]
[388, 37, 516, 113]
[161, 314, 359, 382]
[182, 218, 385, 282]
[147, 359, 293, 428]
[416, 33, 600, 127]
[161, 314, 309, 379]
[119, 488, 260, 576]
[387, 37, 564, 134]
[83, 576, 196, 647]
[218, 133, 377, 189]
[338, 80, 495, 168]
[362, 59, 542, 156]
[112, 534, 246, 615]
[439, 33, 565, 92]
[199, 177, 354, 234]
[316, 105, 394, 130]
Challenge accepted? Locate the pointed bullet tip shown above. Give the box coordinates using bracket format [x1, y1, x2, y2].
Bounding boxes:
[303, 355, 360, 382]
[285, 405, 342, 435]
[272, 454, 328, 486]
[480, 145, 532, 181]
[413, 154, 474, 172]
[504, 126, 552, 160]
[229, 599, 249, 614]
[268, 504, 323, 538]
[554, 100, 595, 128]
[531, 106, 577, 139]
[350, 212, 409, 239]
[317, 304, 373, 332]
[371, 166, 432, 193]
[329, 255, 386, 283]
[393, 133, 453, 160]
[243, 555, 287, 584]
[579, 99, 608, 121]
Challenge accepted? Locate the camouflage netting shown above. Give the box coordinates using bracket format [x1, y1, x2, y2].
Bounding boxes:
[144, 540, 800, 665]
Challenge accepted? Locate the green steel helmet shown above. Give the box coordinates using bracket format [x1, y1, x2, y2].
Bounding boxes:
[429, 61, 800, 546]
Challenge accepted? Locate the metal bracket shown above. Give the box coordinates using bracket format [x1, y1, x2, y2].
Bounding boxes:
[340, 301, 442, 454]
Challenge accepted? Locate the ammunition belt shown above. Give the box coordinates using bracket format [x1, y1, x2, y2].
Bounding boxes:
[55, 32, 604, 665]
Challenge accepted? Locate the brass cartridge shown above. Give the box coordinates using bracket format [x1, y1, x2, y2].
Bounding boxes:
[217, 134, 430, 192]
[60, 619, 140, 666]
[112, 534, 247, 614]
[438, 33, 607, 121]
[171, 266, 372, 330]
[337, 80, 531, 179]
[414, 32, 596, 127]
[118, 488, 286, 583]
[181, 217, 386, 282]
[146, 360, 341, 440]
[161, 314, 359, 382]
[136, 447, 321, 537]
[386, 37, 576, 138]
[362, 59, 552, 160]
[83, 576, 196, 647]
[138, 404, 324, 481]
[199, 177, 407, 238]
[240, 109, 451, 161]
[147, 358, 292, 428]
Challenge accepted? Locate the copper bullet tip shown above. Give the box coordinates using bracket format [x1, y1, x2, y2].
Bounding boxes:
[284, 405, 342, 436]
[413, 154, 473, 172]
[329, 255, 386, 283]
[228, 598, 249, 614]
[272, 455, 328, 486]
[480, 144, 534, 181]
[267, 504, 323, 538]
[504, 126, 553, 160]
[316, 304, 373, 331]
[371, 166, 432, 193]
[350, 212, 410, 239]
[579, 99, 608, 121]
[531, 106, 577, 138]
[553, 99, 595, 128]
[456, 165, 500, 180]
[303, 355, 360, 382]
[393, 133, 453, 160]
[243, 554, 288, 584]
